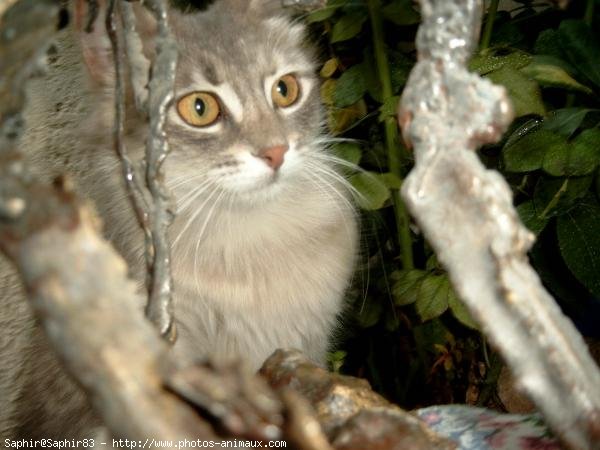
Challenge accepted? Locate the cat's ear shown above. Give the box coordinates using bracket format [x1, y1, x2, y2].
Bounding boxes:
[73, 0, 156, 86]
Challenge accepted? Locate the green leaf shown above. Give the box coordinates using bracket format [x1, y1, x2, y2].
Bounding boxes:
[320, 78, 337, 105]
[332, 142, 362, 166]
[391, 269, 427, 306]
[528, 54, 577, 74]
[312, 0, 347, 18]
[413, 319, 452, 350]
[503, 129, 563, 172]
[389, 50, 414, 93]
[542, 108, 593, 138]
[334, 64, 368, 107]
[503, 117, 543, 149]
[448, 286, 479, 330]
[425, 254, 439, 271]
[517, 200, 549, 235]
[558, 20, 600, 89]
[557, 198, 600, 297]
[327, 350, 347, 373]
[573, 128, 600, 163]
[542, 128, 600, 176]
[534, 29, 565, 60]
[362, 48, 413, 102]
[533, 176, 593, 218]
[381, 0, 420, 26]
[306, 0, 347, 23]
[470, 49, 532, 75]
[379, 172, 402, 189]
[349, 171, 390, 210]
[320, 58, 339, 78]
[487, 66, 545, 117]
[356, 297, 383, 328]
[415, 275, 449, 322]
[327, 99, 367, 134]
[306, 7, 337, 23]
[378, 96, 400, 121]
[520, 56, 593, 95]
[330, 13, 368, 43]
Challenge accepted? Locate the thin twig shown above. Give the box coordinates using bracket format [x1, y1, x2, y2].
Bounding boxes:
[106, 0, 176, 341]
[106, 0, 153, 250]
[119, 1, 150, 114]
[140, 0, 178, 341]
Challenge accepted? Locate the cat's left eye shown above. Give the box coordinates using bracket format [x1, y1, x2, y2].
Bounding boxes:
[272, 74, 300, 108]
[177, 92, 221, 127]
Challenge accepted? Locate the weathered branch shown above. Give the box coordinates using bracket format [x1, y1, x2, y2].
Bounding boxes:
[261, 350, 455, 450]
[399, 1, 600, 448]
[140, 0, 178, 341]
[2, 184, 214, 441]
[106, 0, 177, 341]
[119, 1, 150, 114]
[106, 0, 154, 275]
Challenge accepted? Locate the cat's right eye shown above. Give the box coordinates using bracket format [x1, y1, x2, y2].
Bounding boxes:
[177, 92, 221, 127]
[271, 74, 300, 108]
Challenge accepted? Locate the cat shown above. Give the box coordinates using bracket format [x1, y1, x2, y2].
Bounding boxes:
[0, 0, 357, 441]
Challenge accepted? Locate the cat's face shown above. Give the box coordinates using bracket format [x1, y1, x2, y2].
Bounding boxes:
[164, 2, 324, 208]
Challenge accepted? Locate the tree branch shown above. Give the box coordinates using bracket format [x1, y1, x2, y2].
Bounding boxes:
[399, 1, 600, 448]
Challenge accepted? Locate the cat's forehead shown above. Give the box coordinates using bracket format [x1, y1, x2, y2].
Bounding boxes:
[171, 8, 312, 88]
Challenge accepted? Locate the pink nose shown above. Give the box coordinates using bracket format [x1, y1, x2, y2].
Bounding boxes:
[258, 144, 288, 170]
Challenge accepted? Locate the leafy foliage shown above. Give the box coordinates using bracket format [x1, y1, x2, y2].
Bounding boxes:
[306, 0, 600, 409]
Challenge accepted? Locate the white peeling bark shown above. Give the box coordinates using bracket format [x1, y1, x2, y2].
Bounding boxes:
[399, 1, 600, 449]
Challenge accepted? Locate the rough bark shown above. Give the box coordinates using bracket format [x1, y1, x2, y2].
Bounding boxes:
[261, 350, 456, 450]
[399, 1, 600, 448]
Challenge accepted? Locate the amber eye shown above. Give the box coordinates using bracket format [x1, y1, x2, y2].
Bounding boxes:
[177, 92, 221, 127]
[271, 74, 300, 108]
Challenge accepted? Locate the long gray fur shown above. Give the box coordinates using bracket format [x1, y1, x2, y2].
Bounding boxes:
[0, 0, 357, 441]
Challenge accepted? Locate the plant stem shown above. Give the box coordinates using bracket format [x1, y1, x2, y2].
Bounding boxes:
[477, 349, 503, 407]
[367, 0, 414, 270]
[585, 0, 595, 27]
[480, 0, 500, 51]
[540, 178, 569, 219]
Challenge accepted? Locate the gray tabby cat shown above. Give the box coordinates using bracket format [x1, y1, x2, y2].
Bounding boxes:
[0, 0, 357, 441]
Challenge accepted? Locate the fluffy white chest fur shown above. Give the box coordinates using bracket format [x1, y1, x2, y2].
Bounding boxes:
[170, 176, 356, 368]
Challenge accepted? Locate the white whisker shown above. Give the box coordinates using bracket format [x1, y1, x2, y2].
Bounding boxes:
[304, 161, 364, 206]
[193, 189, 227, 293]
[172, 185, 220, 248]
[176, 179, 214, 213]
[301, 170, 355, 241]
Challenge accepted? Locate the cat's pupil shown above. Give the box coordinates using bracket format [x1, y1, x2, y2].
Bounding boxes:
[276, 80, 288, 97]
[194, 98, 206, 116]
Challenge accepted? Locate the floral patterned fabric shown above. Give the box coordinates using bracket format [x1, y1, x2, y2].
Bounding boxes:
[415, 405, 563, 449]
